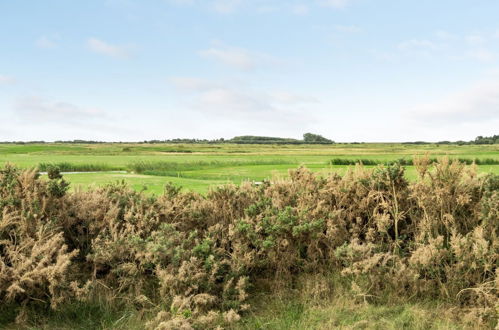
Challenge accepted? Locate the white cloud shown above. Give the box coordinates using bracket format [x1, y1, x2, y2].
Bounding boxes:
[167, 0, 350, 14]
[198, 88, 269, 114]
[335, 25, 361, 33]
[485, 67, 499, 76]
[170, 77, 219, 91]
[319, 0, 353, 9]
[369, 49, 396, 61]
[87, 38, 132, 58]
[200, 46, 254, 70]
[211, 0, 242, 13]
[168, 0, 195, 4]
[269, 91, 318, 104]
[291, 4, 309, 15]
[409, 82, 499, 124]
[35, 35, 59, 49]
[0, 75, 16, 85]
[465, 34, 486, 45]
[397, 39, 439, 51]
[435, 30, 458, 40]
[199, 44, 277, 71]
[170, 77, 318, 124]
[256, 5, 278, 13]
[14, 96, 105, 122]
[466, 49, 495, 62]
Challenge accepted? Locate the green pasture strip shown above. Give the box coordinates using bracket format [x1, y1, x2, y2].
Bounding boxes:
[0, 142, 498, 157]
[48, 165, 499, 195]
[48, 172, 228, 195]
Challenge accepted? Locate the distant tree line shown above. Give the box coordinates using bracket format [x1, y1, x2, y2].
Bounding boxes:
[0, 133, 335, 145]
[473, 135, 499, 144]
[1, 134, 497, 145]
[401, 134, 498, 145]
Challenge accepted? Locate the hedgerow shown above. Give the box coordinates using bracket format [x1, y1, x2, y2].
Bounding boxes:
[0, 157, 497, 328]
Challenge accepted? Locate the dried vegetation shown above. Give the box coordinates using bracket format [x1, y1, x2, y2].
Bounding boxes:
[0, 157, 497, 329]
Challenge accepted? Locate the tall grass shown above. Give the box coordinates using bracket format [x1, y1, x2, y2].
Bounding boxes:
[38, 162, 123, 172]
[129, 159, 292, 175]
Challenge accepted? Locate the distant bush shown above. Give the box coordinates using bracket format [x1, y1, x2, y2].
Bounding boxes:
[474, 135, 499, 144]
[1, 158, 497, 328]
[303, 133, 334, 144]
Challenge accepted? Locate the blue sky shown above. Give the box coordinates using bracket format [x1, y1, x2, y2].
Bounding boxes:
[1, 0, 499, 142]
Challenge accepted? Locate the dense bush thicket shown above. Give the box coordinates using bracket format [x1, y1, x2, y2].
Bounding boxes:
[0, 158, 497, 329]
[474, 135, 499, 145]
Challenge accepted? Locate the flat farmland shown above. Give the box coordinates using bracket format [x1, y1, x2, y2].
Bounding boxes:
[1, 143, 498, 194]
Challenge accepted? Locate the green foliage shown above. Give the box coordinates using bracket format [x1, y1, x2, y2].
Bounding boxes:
[39, 162, 120, 172]
[303, 133, 334, 144]
[46, 165, 63, 179]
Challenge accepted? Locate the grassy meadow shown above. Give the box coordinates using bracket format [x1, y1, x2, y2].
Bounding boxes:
[1, 142, 498, 194]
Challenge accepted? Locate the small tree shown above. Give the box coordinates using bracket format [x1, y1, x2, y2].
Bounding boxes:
[303, 133, 333, 144]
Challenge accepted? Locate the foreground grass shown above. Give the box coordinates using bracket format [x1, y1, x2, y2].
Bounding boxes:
[237, 298, 466, 330]
[0, 295, 469, 330]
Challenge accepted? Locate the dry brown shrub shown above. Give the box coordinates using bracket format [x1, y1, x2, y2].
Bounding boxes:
[0, 159, 497, 328]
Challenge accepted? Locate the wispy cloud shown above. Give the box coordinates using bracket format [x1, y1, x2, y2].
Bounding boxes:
[409, 82, 499, 124]
[171, 76, 318, 123]
[35, 35, 58, 49]
[14, 96, 106, 122]
[319, 0, 354, 9]
[335, 25, 361, 33]
[268, 91, 319, 104]
[435, 30, 458, 40]
[394, 30, 499, 62]
[211, 0, 242, 14]
[0, 75, 16, 85]
[397, 39, 440, 51]
[199, 44, 277, 71]
[465, 34, 486, 45]
[291, 4, 310, 15]
[168, 0, 242, 14]
[466, 49, 495, 62]
[87, 38, 133, 59]
[168, 0, 352, 13]
[170, 77, 219, 91]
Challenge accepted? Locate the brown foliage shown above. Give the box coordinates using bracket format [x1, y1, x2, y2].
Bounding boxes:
[0, 158, 497, 328]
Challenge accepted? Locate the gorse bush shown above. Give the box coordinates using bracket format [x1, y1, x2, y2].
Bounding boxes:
[0, 158, 497, 329]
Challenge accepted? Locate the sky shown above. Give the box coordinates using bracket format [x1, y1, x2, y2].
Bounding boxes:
[1, 0, 499, 142]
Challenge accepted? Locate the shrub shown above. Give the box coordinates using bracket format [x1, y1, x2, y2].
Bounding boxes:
[0, 158, 497, 328]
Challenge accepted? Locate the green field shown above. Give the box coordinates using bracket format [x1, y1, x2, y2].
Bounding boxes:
[1, 143, 498, 194]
